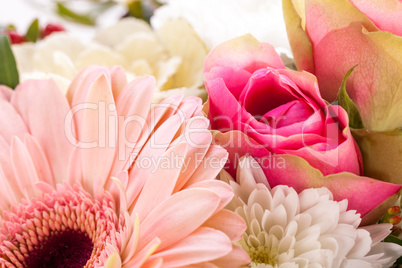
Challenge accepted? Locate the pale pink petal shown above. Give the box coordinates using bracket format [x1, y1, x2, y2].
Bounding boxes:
[176, 96, 203, 119]
[0, 136, 15, 183]
[110, 76, 155, 175]
[126, 114, 183, 209]
[10, 137, 40, 199]
[0, 98, 28, 144]
[66, 65, 108, 105]
[142, 258, 163, 268]
[132, 143, 187, 222]
[67, 147, 82, 186]
[68, 67, 111, 139]
[202, 209, 246, 241]
[210, 245, 251, 268]
[183, 144, 228, 187]
[81, 74, 117, 195]
[109, 66, 128, 99]
[123, 237, 161, 267]
[0, 165, 19, 211]
[11, 79, 75, 182]
[0, 85, 12, 101]
[171, 119, 212, 192]
[187, 180, 234, 212]
[138, 189, 220, 252]
[23, 134, 54, 187]
[121, 213, 140, 263]
[147, 227, 232, 267]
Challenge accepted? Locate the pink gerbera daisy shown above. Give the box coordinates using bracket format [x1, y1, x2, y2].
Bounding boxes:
[0, 66, 249, 267]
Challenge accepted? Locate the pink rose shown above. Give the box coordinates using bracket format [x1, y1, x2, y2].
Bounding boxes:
[204, 34, 361, 176]
[204, 35, 401, 224]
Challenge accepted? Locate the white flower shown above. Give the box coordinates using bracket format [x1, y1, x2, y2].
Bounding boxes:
[151, 0, 291, 53]
[12, 17, 207, 101]
[221, 156, 402, 268]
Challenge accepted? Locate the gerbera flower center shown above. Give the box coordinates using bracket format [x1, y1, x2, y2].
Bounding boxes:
[0, 185, 121, 268]
[24, 229, 93, 268]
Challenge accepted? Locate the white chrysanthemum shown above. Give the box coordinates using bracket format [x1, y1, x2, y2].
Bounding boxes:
[12, 17, 207, 102]
[221, 156, 402, 268]
[151, 0, 291, 52]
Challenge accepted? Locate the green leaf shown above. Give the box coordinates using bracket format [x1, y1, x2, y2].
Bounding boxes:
[384, 235, 402, 264]
[0, 35, 19, 89]
[384, 234, 402, 246]
[127, 0, 161, 23]
[336, 65, 364, 129]
[56, 2, 95, 25]
[25, 19, 40, 43]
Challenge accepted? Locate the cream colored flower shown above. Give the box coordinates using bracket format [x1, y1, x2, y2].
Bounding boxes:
[221, 156, 402, 267]
[12, 17, 207, 101]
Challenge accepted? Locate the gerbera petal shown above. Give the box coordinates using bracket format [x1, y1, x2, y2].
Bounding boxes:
[0, 85, 12, 101]
[0, 98, 28, 144]
[138, 189, 220, 252]
[202, 209, 246, 241]
[187, 180, 234, 212]
[11, 79, 75, 182]
[0, 166, 18, 211]
[81, 74, 117, 195]
[132, 143, 187, 222]
[23, 134, 54, 187]
[111, 76, 155, 174]
[147, 227, 232, 267]
[210, 245, 251, 268]
[10, 137, 40, 199]
[126, 114, 183, 208]
[183, 145, 228, 187]
[123, 237, 161, 267]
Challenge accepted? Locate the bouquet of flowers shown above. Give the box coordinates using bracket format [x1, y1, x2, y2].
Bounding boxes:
[0, 0, 402, 267]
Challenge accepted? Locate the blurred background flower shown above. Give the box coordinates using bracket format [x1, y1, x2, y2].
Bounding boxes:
[152, 0, 294, 67]
[11, 17, 208, 102]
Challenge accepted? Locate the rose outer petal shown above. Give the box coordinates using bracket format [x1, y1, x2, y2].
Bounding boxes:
[263, 153, 401, 225]
[349, 0, 402, 37]
[203, 34, 285, 74]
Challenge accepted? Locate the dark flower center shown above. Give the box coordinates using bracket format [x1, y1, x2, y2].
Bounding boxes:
[24, 229, 94, 268]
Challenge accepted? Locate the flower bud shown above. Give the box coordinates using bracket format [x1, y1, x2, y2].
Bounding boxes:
[389, 216, 402, 225]
[388, 206, 401, 216]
